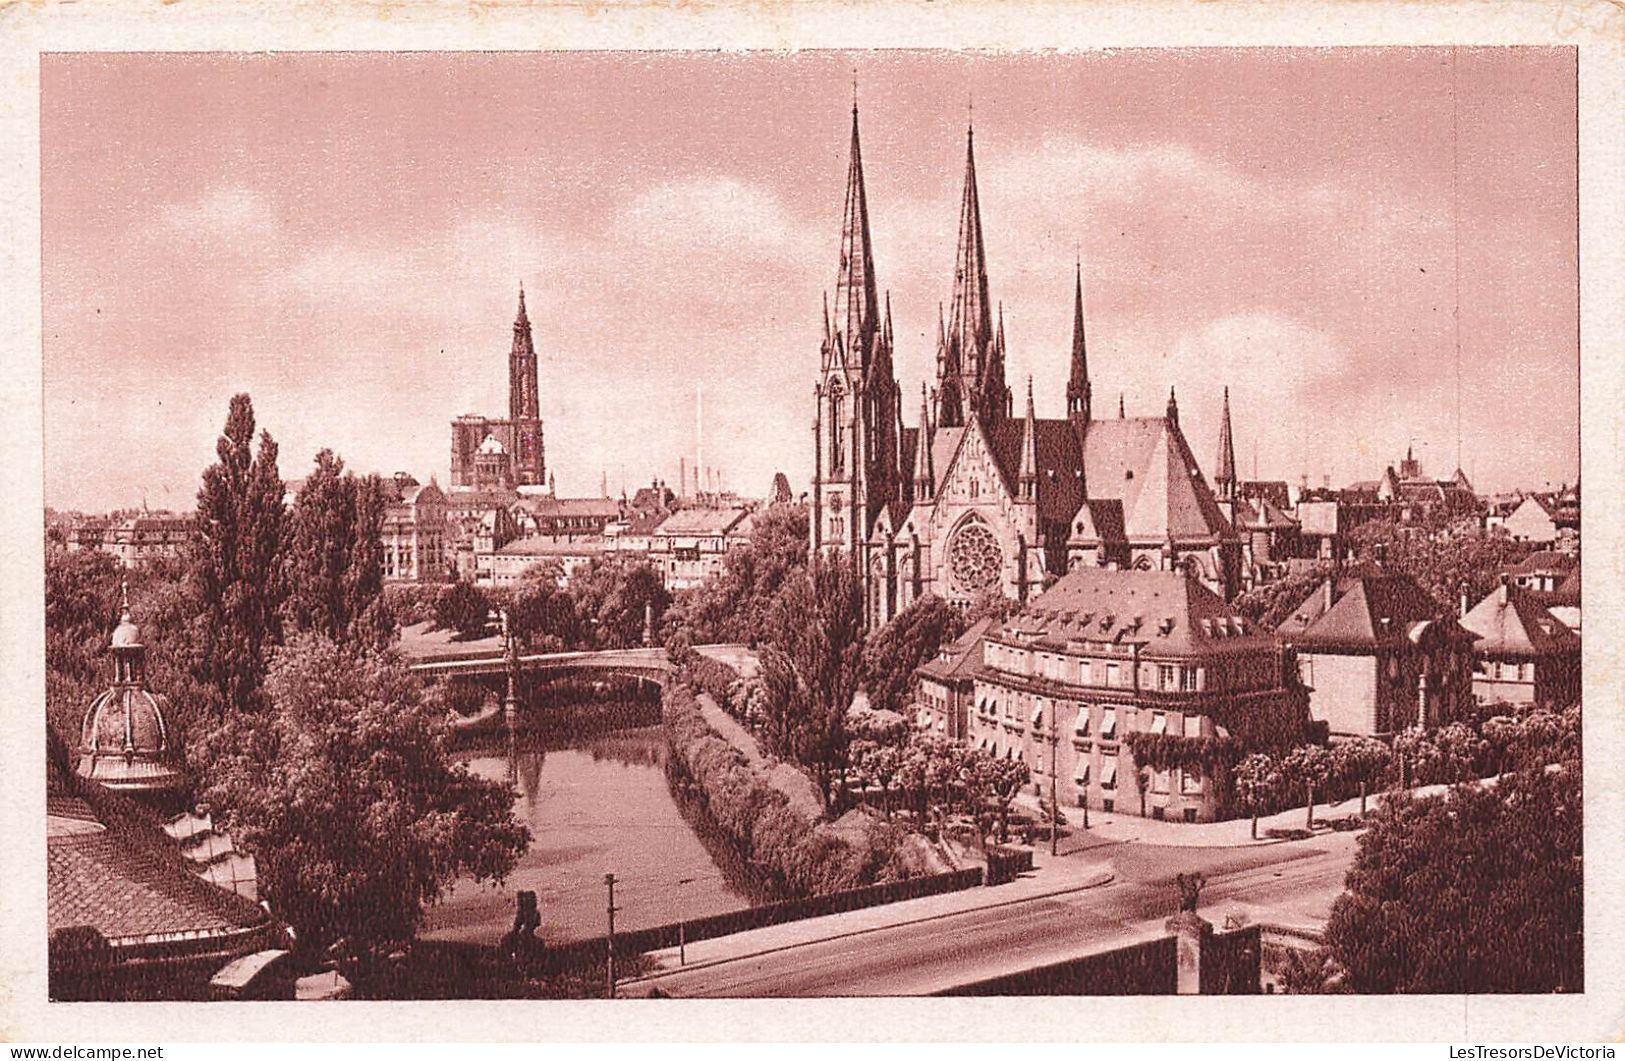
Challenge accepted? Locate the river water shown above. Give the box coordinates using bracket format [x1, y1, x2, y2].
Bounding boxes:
[421, 721, 766, 945]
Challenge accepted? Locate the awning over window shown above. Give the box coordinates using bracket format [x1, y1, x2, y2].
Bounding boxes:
[1074, 709, 1091, 737]
[1101, 708, 1117, 738]
[1030, 704, 1044, 726]
[1183, 714, 1202, 738]
[1074, 760, 1091, 784]
[1151, 712, 1168, 735]
[1101, 759, 1118, 788]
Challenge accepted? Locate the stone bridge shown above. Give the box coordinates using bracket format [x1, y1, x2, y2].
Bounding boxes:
[405, 644, 757, 689]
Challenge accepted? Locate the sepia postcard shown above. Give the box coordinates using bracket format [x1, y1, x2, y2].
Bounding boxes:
[1, 0, 1622, 1045]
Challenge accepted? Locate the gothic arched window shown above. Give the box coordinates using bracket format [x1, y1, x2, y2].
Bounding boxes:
[830, 390, 846, 473]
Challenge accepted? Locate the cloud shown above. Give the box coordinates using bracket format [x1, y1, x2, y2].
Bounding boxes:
[146, 186, 279, 244]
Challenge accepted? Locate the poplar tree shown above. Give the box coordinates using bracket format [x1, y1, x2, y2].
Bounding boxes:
[191, 394, 288, 715]
[284, 450, 393, 649]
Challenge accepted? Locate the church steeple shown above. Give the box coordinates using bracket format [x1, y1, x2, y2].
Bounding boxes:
[937, 122, 1005, 427]
[832, 100, 880, 367]
[1018, 376, 1038, 501]
[913, 382, 935, 500]
[507, 281, 545, 487]
[1215, 386, 1237, 502]
[1066, 261, 1091, 424]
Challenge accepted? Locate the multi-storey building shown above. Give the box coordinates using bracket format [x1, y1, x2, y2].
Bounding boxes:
[965, 567, 1306, 822]
[1459, 579, 1581, 706]
[449, 286, 546, 490]
[381, 476, 448, 583]
[808, 105, 1239, 628]
[1275, 573, 1476, 738]
[69, 513, 193, 567]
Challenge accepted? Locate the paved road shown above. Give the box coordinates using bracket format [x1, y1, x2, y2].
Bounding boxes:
[630, 833, 1357, 997]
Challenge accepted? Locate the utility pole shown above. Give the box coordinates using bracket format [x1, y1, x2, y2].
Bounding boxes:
[604, 873, 619, 998]
[1049, 710, 1059, 856]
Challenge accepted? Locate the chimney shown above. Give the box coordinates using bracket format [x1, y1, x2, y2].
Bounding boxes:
[1458, 580, 1470, 617]
[1499, 572, 1510, 605]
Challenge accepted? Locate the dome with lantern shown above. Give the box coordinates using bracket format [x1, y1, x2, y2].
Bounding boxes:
[77, 582, 185, 799]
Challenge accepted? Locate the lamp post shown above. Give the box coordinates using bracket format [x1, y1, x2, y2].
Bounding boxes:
[1048, 710, 1059, 857]
[492, 607, 519, 732]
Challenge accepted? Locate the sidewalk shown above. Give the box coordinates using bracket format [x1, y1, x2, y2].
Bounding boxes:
[1012, 776, 1486, 851]
[624, 856, 1116, 991]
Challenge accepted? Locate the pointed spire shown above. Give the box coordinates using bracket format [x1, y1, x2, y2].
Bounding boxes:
[884, 291, 894, 346]
[914, 382, 935, 497]
[516, 281, 529, 326]
[946, 122, 993, 384]
[119, 576, 131, 621]
[832, 99, 880, 362]
[1066, 259, 1091, 423]
[1216, 386, 1237, 502]
[822, 291, 832, 344]
[1166, 386, 1179, 428]
[1019, 375, 1038, 501]
[1119, 393, 1125, 419]
[936, 302, 946, 348]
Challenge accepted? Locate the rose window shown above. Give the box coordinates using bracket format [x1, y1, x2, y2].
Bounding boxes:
[949, 522, 1004, 594]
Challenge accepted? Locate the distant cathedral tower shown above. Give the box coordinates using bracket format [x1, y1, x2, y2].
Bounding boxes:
[811, 101, 901, 562]
[450, 285, 547, 491]
[508, 285, 545, 487]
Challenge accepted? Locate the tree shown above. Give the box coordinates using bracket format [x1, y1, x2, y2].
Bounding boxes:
[1324, 764, 1581, 992]
[1281, 744, 1334, 828]
[504, 570, 581, 650]
[861, 595, 967, 715]
[1234, 563, 1337, 631]
[190, 394, 289, 715]
[568, 559, 670, 649]
[663, 503, 808, 645]
[1232, 752, 1283, 839]
[283, 450, 393, 650]
[435, 579, 492, 641]
[1348, 517, 1530, 609]
[1330, 737, 1390, 815]
[970, 753, 1030, 844]
[758, 555, 865, 810]
[201, 636, 529, 967]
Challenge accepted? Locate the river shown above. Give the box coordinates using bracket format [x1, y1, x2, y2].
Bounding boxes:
[421, 718, 771, 945]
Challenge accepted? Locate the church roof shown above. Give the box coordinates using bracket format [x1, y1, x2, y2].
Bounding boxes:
[1459, 583, 1579, 659]
[1079, 417, 1233, 543]
[998, 567, 1271, 659]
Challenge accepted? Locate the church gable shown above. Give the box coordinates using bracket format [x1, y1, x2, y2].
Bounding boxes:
[933, 416, 1017, 513]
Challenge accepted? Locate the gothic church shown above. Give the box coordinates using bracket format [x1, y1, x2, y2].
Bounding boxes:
[810, 105, 1242, 627]
[450, 284, 547, 491]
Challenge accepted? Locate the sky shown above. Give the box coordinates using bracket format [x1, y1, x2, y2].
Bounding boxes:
[41, 49, 1578, 513]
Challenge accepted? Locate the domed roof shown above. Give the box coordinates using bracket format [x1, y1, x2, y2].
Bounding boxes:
[110, 610, 141, 648]
[477, 433, 507, 456]
[77, 687, 183, 795]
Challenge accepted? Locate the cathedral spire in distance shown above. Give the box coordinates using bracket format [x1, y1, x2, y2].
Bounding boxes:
[1066, 259, 1091, 424]
[1216, 386, 1237, 502]
[832, 98, 880, 365]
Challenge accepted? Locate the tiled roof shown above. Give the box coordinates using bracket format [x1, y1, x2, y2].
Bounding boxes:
[653, 507, 750, 536]
[515, 497, 622, 519]
[918, 615, 995, 684]
[1460, 584, 1580, 658]
[1277, 574, 1461, 648]
[1504, 550, 1577, 576]
[1080, 417, 1232, 543]
[496, 537, 612, 557]
[997, 566, 1271, 659]
[47, 757, 269, 946]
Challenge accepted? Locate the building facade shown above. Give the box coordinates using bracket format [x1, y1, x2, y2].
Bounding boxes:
[381, 477, 449, 583]
[808, 106, 1239, 628]
[965, 568, 1306, 822]
[1459, 580, 1581, 706]
[449, 286, 546, 490]
[1275, 573, 1476, 738]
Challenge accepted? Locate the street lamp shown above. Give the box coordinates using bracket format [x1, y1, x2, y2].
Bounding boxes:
[490, 607, 519, 731]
